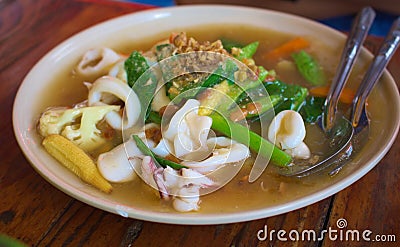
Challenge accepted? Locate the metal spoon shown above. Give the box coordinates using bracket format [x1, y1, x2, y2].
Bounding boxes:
[328, 17, 400, 175]
[277, 7, 375, 177]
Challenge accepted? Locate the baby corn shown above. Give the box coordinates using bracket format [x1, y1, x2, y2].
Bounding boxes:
[42, 134, 112, 193]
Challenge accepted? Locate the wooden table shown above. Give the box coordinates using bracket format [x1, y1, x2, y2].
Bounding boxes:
[1, 1, 399, 246]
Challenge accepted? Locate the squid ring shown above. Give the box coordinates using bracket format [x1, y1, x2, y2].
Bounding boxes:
[88, 76, 141, 130]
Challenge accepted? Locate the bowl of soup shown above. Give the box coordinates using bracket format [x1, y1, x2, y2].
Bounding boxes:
[12, 5, 400, 224]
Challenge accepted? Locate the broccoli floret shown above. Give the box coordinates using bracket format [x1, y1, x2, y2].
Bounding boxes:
[39, 105, 120, 152]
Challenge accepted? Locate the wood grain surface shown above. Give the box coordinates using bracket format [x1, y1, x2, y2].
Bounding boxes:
[1, 1, 399, 246]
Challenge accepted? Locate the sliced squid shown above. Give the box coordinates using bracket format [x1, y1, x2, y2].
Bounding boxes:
[268, 110, 305, 149]
[76, 48, 122, 78]
[153, 167, 170, 200]
[268, 110, 310, 159]
[84, 81, 118, 105]
[171, 168, 215, 212]
[179, 168, 215, 188]
[181, 137, 250, 174]
[172, 186, 201, 212]
[151, 138, 174, 157]
[284, 141, 311, 159]
[140, 156, 156, 185]
[97, 138, 143, 183]
[162, 166, 180, 188]
[163, 99, 212, 159]
[88, 76, 141, 130]
[108, 59, 128, 83]
[140, 159, 215, 212]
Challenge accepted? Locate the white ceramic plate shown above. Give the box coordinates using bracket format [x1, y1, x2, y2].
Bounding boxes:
[13, 5, 400, 225]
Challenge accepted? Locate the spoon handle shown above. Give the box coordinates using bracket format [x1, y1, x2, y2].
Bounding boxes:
[351, 17, 400, 127]
[323, 7, 375, 132]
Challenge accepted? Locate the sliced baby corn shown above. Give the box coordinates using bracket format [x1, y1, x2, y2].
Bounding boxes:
[42, 134, 112, 193]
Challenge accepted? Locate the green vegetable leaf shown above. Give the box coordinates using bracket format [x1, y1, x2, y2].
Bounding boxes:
[125, 51, 158, 120]
[263, 80, 308, 113]
[257, 66, 268, 82]
[291, 50, 326, 86]
[220, 38, 244, 52]
[234, 41, 259, 61]
[167, 59, 239, 103]
[125, 51, 150, 87]
[202, 59, 238, 87]
[146, 111, 162, 125]
[245, 95, 283, 119]
[299, 96, 325, 123]
[257, 66, 276, 82]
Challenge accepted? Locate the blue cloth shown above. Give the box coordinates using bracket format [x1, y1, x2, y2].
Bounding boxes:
[127, 0, 175, 7]
[320, 11, 397, 37]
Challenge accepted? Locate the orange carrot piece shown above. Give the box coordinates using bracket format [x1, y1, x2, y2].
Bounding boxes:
[309, 86, 356, 104]
[264, 37, 310, 60]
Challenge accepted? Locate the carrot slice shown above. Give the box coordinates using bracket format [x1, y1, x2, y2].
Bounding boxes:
[309, 86, 356, 104]
[264, 37, 310, 60]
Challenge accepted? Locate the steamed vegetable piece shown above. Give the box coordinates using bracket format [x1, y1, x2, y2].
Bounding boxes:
[132, 135, 187, 170]
[209, 113, 292, 167]
[201, 59, 238, 88]
[265, 37, 310, 60]
[235, 79, 311, 121]
[220, 38, 244, 52]
[42, 134, 112, 193]
[299, 86, 355, 123]
[232, 82, 282, 121]
[299, 96, 325, 123]
[166, 59, 238, 101]
[263, 80, 308, 113]
[241, 95, 282, 120]
[257, 65, 275, 82]
[232, 41, 259, 61]
[309, 86, 355, 104]
[198, 75, 272, 118]
[39, 105, 120, 152]
[125, 51, 149, 87]
[124, 51, 158, 120]
[198, 80, 232, 116]
[195, 61, 269, 118]
[147, 110, 162, 124]
[197, 77, 258, 117]
[291, 50, 326, 86]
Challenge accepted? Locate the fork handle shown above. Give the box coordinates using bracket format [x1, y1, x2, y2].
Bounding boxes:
[323, 7, 375, 132]
[351, 17, 400, 128]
